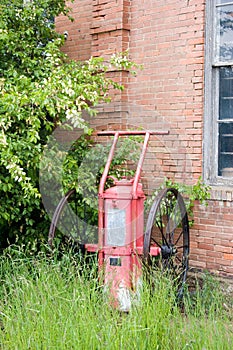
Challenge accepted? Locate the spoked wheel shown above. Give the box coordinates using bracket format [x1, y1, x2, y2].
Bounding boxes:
[143, 188, 190, 299]
[48, 189, 92, 249]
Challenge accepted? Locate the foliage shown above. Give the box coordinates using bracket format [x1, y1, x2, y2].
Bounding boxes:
[0, 0, 138, 248]
[184, 272, 228, 319]
[145, 177, 211, 226]
[0, 248, 232, 349]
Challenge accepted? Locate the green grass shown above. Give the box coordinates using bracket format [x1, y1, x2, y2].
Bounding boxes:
[0, 247, 232, 350]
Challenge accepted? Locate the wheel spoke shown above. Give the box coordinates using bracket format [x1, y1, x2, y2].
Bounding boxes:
[175, 255, 182, 264]
[176, 244, 187, 250]
[151, 236, 161, 248]
[144, 187, 190, 300]
[155, 218, 170, 247]
[174, 230, 183, 246]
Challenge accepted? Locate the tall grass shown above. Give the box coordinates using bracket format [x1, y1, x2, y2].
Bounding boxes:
[0, 246, 232, 350]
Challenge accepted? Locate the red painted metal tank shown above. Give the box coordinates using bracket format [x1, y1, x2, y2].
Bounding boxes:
[102, 178, 145, 311]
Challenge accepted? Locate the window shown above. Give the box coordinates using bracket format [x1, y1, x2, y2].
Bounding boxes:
[204, 0, 233, 185]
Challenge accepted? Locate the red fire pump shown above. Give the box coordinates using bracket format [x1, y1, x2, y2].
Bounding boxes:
[48, 131, 190, 311]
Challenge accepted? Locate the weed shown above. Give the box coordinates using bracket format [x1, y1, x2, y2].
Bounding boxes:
[0, 247, 232, 350]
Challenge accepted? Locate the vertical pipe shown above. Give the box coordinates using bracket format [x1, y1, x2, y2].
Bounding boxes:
[131, 132, 150, 289]
[132, 132, 150, 198]
[131, 198, 137, 290]
[98, 197, 104, 268]
[98, 132, 119, 267]
[99, 132, 119, 196]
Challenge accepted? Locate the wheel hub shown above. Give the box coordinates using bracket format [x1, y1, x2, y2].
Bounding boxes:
[161, 245, 177, 259]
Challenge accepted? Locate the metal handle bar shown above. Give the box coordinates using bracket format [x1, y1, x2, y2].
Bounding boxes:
[97, 130, 169, 136]
[98, 130, 169, 197]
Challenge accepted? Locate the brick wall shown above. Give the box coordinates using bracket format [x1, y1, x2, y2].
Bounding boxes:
[192, 200, 233, 276]
[91, 0, 130, 58]
[56, 0, 233, 277]
[127, 0, 205, 184]
[55, 0, 92, 61]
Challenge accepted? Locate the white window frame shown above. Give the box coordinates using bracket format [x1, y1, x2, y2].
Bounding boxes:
[204, 0, 233, 187]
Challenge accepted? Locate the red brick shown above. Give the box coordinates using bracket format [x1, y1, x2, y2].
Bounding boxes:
[224, 253, 233, 261]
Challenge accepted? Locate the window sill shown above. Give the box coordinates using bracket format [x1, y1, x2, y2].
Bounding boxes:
[209, 185, 233, 201]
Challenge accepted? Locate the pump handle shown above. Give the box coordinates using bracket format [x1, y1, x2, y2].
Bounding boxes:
[97, 130, 169, 136]
[98, 130, 169, 198]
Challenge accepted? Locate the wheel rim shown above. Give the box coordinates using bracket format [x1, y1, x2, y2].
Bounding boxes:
[48, 189, 95, 248]
[144, 188, 190, 298]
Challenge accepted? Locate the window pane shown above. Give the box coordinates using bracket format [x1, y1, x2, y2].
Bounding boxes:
[218, 122, 233, 176]
[217, 1, 233, 4]
[219, 67, 233, 119]
[216, 4, 233, 62]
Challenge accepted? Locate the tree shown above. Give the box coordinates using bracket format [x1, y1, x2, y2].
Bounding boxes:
[0, 0, 136, 249]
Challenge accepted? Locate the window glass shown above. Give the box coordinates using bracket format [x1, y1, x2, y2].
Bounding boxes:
[217, 1, 233, 4]
[219, 67, 233, 119]
[218, 67, 233, 176]
[216, 4, 233, 62]
[218, 123, 233, 176]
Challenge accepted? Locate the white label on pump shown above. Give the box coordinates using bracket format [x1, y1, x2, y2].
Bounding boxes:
[106, 208, 126, 246]
[117, 282, 131, 312]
